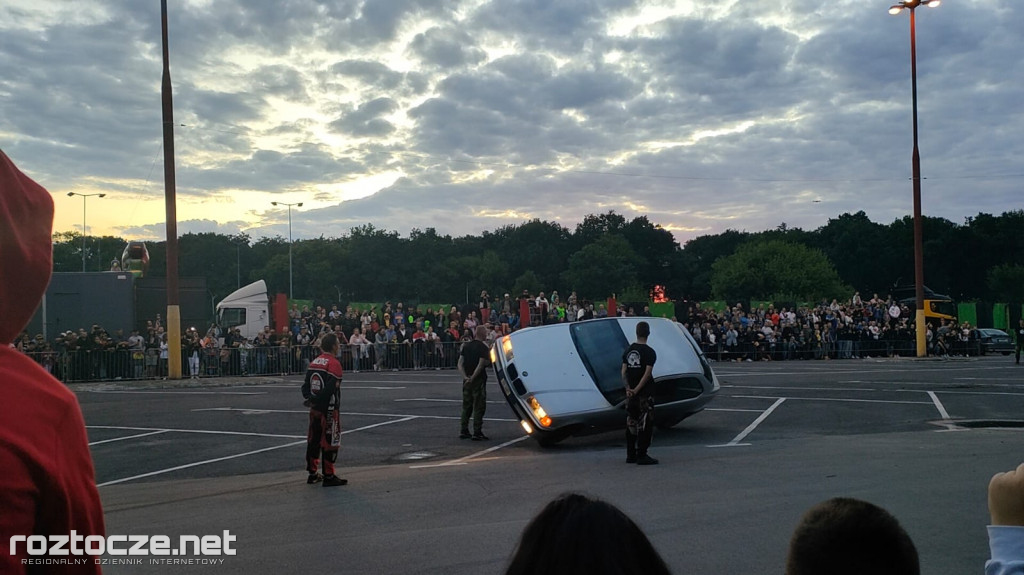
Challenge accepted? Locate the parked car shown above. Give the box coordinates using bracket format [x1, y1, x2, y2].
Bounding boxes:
[971, 328, 1015, 355]
[490, 316, 719, 446]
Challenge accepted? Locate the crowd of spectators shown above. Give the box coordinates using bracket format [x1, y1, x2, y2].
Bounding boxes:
[12, 318, 170, 381]
[682, 291, 982, 362]
[11, 288, 990, 382]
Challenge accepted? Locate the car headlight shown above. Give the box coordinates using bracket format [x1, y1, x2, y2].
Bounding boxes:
[528, 396, 552, 427]
[501, 335, 514, 361]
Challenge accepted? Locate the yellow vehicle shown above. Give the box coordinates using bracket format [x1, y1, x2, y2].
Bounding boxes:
[892, 285, 956, 323]
[925, 298, 957, 322]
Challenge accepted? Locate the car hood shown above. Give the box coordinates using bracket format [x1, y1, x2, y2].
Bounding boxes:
[509, 326, 610, 413]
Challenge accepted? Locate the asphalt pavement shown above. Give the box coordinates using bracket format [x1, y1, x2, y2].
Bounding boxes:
[76, 356, 1024, 574]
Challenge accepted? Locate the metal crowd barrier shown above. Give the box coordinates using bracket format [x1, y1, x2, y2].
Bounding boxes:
[25, 336, 985, 383]
[700, 336, 981, 362]
[25, 341, 471, 383]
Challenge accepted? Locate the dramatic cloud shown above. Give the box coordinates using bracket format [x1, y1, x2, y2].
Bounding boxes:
[1, 0, 1021, 244]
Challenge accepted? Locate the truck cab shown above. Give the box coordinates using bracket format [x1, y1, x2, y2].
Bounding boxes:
[216, 280, 271, 341]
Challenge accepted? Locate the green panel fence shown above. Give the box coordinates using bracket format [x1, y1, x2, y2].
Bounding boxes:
[958, 303, 977, 326]
[993, 303, 1009, 330]
[700, 301, 729, 313]
[649, 302, 675, 319]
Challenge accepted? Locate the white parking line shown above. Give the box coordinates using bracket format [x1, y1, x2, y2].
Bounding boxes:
[190, 407, 518, 422]
[409, 436, 531, 469]
[89, 430, 169, 446]
[927, 391, 951, 419]
[97, 441, 307, 487]
[394, 398, 506, 405]
[705, 408, 766, 413]
[249, 385, 407, 390]
[87, 390, 267, 395]
[96, 419, 415, 487]
[715, 365, 1011, 377]
[732, 395, 933, 405]
[87, 425, 305, 439]
[708, 398, 786, 448]
[724, 385, 878, 392]
[915, 389, 1024, 397]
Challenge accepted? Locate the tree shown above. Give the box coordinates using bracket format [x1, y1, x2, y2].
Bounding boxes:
[513, 270, 543, 296]
[621, 215, 679, 290]
[679, 229, 750, 300]
[988, 264, 1024, 304]
[561, 235, 638, 300]
[710, 239, 851, 303]
[482, 219, 571, 290]
[573, 211, 627, 249]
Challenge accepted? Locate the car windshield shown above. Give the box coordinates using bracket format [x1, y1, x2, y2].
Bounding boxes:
[980, 329, 1007, 337]
[570, 320, 629, 405]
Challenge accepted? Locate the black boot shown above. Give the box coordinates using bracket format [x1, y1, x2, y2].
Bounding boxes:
[636, 453, 659, 465]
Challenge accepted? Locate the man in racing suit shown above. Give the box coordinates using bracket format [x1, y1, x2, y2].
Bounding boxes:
[303, 333, 347, 486]
[622, 321, 658, 465]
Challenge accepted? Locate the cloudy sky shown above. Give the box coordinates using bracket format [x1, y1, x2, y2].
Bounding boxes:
[2, 0, 1021, 245]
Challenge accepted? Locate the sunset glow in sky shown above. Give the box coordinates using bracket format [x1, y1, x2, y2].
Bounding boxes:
[2, 0, 1022, 244]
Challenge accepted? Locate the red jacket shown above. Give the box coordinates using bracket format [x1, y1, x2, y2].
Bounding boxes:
[0, 150, 105, 574]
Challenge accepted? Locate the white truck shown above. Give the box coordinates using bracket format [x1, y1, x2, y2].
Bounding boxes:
[216, 280, 272, 341]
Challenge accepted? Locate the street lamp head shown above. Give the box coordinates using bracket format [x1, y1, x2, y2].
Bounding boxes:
[67, 192, 75, 197]
[889, 0, 939, 13]
[271, 201, 278, 206]
[98, 193, 106, 198]
[297, 203, 303, 208]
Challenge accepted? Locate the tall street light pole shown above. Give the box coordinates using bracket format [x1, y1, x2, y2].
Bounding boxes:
[67, 192, 106, 272]
[889, 0, 940, 358]
[271, 201, 303, 299]
[160, 0, 183, 379]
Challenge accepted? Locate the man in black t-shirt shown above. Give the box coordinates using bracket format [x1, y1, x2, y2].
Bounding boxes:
[622, 321, 658, 465]
[457, 325, 492, 440]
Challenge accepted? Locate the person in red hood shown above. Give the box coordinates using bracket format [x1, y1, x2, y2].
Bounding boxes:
[0, 150, 106, 573]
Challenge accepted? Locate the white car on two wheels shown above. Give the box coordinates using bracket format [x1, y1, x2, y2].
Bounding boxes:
[490, 316, 720, 446]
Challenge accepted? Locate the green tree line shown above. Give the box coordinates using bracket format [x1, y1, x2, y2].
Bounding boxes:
[53, 209, 1024, 306]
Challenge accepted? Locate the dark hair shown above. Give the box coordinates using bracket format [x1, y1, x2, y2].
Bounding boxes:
[504, 493, 672, 575]
[636, 321, 651, 338]
[319, 333, 339, 354]
[786, 498, 919, 575]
